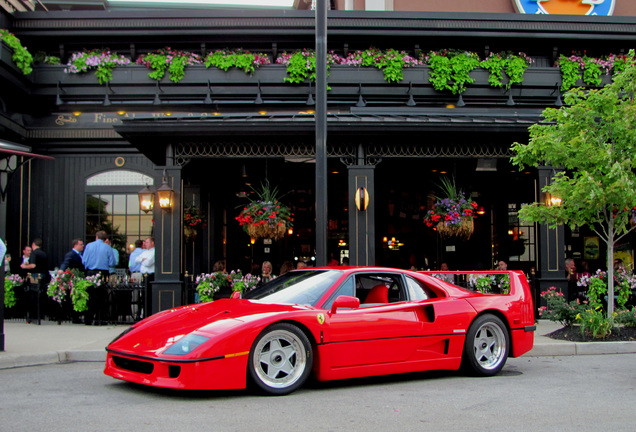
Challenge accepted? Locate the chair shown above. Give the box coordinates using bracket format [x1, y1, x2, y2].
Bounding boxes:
[365, 284, 388, 304]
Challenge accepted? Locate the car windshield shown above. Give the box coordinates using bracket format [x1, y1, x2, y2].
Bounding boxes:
[243, 270, 343, 307]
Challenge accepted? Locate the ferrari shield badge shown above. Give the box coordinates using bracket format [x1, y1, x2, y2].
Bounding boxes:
[317, 313, 325, 325]
[512, 0, 615, 16]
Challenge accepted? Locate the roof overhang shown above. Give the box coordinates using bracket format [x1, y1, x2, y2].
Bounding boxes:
[0, 139, 55, 160]
[114, 108, 540, 164]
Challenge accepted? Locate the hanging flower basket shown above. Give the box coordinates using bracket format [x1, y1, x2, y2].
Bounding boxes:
[183, 203, 206, 242]
[425, 176, 478, 239]
[246, 219, 287, 240]
[436, 217, 474, 239]
[236, 181, 292, 241]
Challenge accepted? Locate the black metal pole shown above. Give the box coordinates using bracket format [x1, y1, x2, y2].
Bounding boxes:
[315, 0, 328, 266]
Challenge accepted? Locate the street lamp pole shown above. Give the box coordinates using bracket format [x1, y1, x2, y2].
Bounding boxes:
[315, 0, 328, 266]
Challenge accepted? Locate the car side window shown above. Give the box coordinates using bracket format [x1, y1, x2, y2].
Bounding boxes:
[355, 273, 406, 306]
[406, 276, 437, 301]
[321, 277, 355, 310]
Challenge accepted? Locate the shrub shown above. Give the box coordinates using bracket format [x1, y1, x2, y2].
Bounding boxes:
[539, 286, 585, 326]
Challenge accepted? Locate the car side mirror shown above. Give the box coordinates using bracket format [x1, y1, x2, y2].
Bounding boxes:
[330, 295, 360, 314]
[231, 290, 241, 299]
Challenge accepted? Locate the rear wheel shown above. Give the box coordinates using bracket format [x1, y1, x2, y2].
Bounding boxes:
[463, 314, 509, 376]
[248, 323, 313, 395]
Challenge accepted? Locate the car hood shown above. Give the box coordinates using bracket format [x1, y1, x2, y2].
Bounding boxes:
[108, 299, 311, 357]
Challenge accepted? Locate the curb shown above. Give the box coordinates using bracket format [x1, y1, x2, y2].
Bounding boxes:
[2, 342, 636, 370]
[526, 341, 636, 357]
[0, 350, 106, 370]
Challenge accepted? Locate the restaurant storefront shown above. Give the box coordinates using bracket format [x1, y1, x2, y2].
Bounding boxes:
[2, 1, 636, 315]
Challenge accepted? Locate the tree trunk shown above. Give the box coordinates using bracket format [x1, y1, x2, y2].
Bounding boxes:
[607, 217, 615, 319]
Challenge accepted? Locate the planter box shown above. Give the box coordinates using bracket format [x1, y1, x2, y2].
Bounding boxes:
[0, 41, 33, 89]
[28, 62, 613, 107]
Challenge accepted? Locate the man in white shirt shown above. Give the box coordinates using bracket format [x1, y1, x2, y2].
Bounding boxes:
[136, 237, 155, 275]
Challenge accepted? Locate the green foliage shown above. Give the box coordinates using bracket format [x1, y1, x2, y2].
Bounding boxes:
[373, 48, 409, 83]
[195, 272, 227, 302]
[65, 50, 131, 84]
[512, 50, 636, 318]
[614, 307, 636, 327]
[47, 270, 102, 312]
[0, 29, 33, 75]
[343, 47, 422, 83]
[4, 274, 23, 308]
[557, 52, 626, 91]
[481, 51, 533, 90]
[204, 49, 270, 74]
[558, 54, 583, 91]
[586, 274, 608, 309]
[33, 51, 61, 65]
[539, 287, 585, 326]
[280, 49, 318, 84]
[469, 274, 511, 294]
[136, 48, 202, 83]
[576, 307, 613, 339]
[425, 50, 480, 95]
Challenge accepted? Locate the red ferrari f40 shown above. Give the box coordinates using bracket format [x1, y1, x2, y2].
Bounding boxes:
[104, 267, 535, 395]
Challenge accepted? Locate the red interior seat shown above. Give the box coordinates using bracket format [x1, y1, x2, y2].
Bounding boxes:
[365, 284, 388, 303]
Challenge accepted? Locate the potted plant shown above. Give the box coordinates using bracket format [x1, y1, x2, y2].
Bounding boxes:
[65, 49, 132, 84]
[423, 49, 481, 95]
[195, 271, 228, 302]
[0, 29, 33, 75]
[4, 273, 23, 308]
[204, 49, 271, 74]
[235, 181, 292, 240]
[47, 269, 102, 313]
[136, 47, 202, 83]
[228, 270, 260, 294]
[424, 176, 478, 239]
[480, 51, 534, 90]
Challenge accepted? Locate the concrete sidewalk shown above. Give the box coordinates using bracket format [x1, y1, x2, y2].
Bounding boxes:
[1, 319, 635, 370]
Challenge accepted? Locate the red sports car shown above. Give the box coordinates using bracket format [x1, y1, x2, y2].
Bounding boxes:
[104, 267, 535, 395]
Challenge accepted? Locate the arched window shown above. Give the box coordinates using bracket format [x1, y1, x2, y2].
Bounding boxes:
[85, 170, 155, 272]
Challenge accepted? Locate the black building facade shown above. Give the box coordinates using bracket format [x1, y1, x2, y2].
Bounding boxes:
[2, 3, 636, 315]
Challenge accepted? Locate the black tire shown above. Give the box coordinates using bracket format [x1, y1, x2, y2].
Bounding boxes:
[462, 314, 510, 376]
[248, 323, 313, 396]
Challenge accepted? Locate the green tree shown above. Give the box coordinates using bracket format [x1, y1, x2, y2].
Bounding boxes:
[511, 50, 636, 318]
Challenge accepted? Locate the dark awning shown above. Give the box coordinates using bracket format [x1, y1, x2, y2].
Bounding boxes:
[114, 108, 540, 165]
[0, 140, 55, 161]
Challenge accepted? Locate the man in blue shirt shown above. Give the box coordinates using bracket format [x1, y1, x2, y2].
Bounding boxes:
[82, 231, 115, 278]
[128, 239, 143, 276]
[104, 237, 119, 276]
[82, 230, 116, 325]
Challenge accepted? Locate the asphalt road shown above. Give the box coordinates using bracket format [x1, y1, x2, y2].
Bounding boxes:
[1, 355, 635, 432]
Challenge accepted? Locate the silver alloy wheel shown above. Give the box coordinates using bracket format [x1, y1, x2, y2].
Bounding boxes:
[472, 321, 507, 370]
[252, 328, 308, 389]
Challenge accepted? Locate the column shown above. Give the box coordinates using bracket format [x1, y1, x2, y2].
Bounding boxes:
[536, 166, 567, 299]
[151, 164, 183, 314]
[347, 164, 376, 266]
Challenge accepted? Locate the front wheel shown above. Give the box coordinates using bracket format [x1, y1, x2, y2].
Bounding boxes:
[248, 323, 313, 396]
[462, 314, 509, 376]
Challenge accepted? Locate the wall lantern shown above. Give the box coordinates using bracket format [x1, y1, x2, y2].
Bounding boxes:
[156, 171, 175, 211]
[476, 206, 486, 215]
[138, 184, 155, 214]
[545, 191, 562, 207]
[355, 187, 369, 211]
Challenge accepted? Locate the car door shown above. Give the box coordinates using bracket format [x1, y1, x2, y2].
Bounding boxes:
[320, 272, 475, 376]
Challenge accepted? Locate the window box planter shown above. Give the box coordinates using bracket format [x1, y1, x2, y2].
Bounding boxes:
[27, 63, 615, 108]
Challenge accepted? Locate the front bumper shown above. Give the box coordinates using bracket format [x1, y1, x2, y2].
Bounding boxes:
[104, 350, 249, 390]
